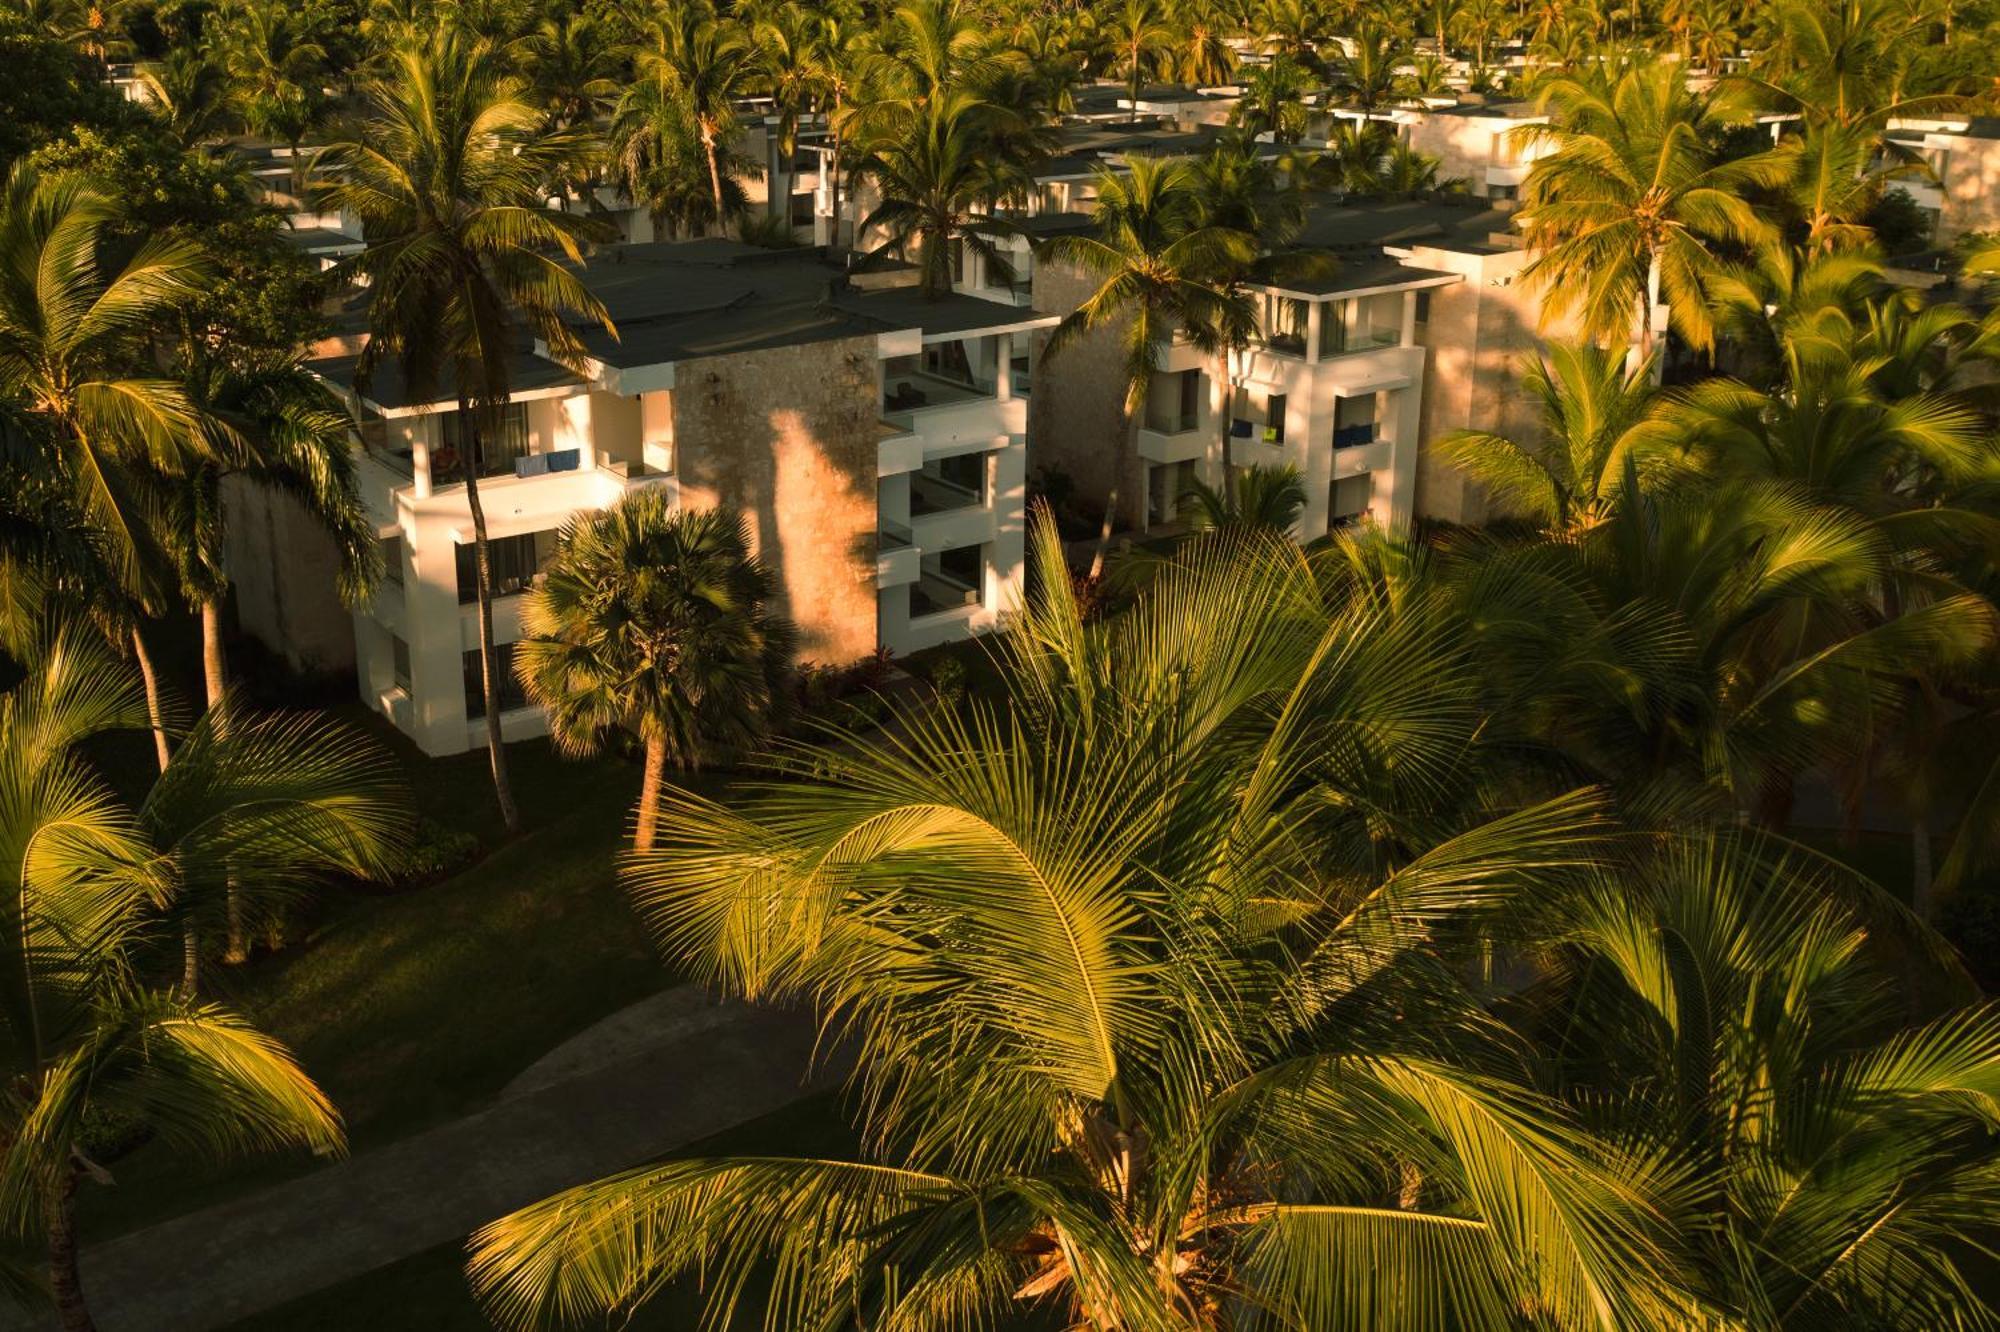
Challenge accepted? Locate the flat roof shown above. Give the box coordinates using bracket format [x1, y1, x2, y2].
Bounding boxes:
[311, 344, 588, 413]
[1294, 198, 1517, 252]
[1264, 252, 1461, 297]
[1422, 101, 1538, 119]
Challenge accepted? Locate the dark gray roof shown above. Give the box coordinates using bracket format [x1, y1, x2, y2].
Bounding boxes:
[831, 286, 1052, 337]
[310, 344, 588, 412]
[1963, 116, 2000, 140]
[1423, 100, 1537, 118]
[281, 225, 362, 252]
[567, 242, 864, 366]
[1268, 252, 1460, 297]
[1294, 198, 1516, 252]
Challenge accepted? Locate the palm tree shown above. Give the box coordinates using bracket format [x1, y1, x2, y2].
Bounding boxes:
[1330, 19, 1409, 111]
[1532, 833, 2000, 1326]
[1172, 0, 1239, 88]
[0, 164, 212, 730]
[1178, 461, 1307, 533]
[138, 48, 234, 150]
[628, 3, 762, 230]
[1041, 157, 1251, 564]
[855, 90, 1036, 297]
[470, 519, 1687, 1330]
[1516, 63, 1790, 364]
[1104, 0, 1174, 116]
[0, 622, 358, 1331]
[514, 496, 794, 853]
[611, 53, 756, 239]
[322, 27, 616, 834]
[1431, 339, 1663, 531]
[215, 0, 331, 184]
[1231, 56, 1318, 143]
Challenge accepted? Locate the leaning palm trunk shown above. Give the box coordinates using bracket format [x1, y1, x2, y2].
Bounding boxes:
[130, 624, 172, 773]
[47, 1167, 93, 1332]
[460, 396, 520, 834]
[703, 129, 726, 236]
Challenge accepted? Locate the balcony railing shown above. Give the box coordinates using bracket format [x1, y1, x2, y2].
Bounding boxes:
[911, 569, 980, 618]
[1333, 423, 1377, 448]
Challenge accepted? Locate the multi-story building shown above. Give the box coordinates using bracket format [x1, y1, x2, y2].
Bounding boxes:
[1403, 102, 1549, 200]
[1031, 197, 1565, 539]
[256, 240, 1051, 756]
[1885, 116, 2000, 245]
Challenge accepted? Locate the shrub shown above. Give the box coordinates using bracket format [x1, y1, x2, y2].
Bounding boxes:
[395, 814, 482, 887]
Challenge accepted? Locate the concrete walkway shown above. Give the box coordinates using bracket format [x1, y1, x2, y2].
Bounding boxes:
[12, 987, 827, 1332]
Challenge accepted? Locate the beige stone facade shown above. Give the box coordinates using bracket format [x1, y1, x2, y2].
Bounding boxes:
[668, 337, 885, 663]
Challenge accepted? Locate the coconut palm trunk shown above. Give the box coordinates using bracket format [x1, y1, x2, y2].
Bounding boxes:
[131, 625, 172, 773]
[46, 1168, 94, 1332]
[702, 122, 726, 233]
[460, 395, 520, 834]
[200, 597, 256, 966]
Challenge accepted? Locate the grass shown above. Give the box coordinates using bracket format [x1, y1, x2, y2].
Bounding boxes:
[220, 1092, 858, 1332]
[78, 702, 712, 1241]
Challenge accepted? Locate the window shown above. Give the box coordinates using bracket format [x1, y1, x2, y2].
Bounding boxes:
[1145, 369, 1202, 433]
[456, 530, 556, 604]
[1414, 290, 1432, 325]
[381, 535, 403, 587]
[391, 635, 411, 691]
[1263, 394, 1287, 445]
[463, 642, 527, 719]
[1334, 395, 1376, 448]
[1331, 474, 1373, 524]
[1318, 299, 1349, 358]
[1259, 293, 1309, 355]
[912, 450, 987, 514]
[910, 543, 985, 617]
[435, 403, 530, 480]
[789, 191, 814, 227]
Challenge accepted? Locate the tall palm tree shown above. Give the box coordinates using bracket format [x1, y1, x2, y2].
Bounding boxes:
[1516, 63, 1790, 364]
[0, 164, 212, 720]
[627, 3, 762, 230]
[1330, 19, 1409, 110]
[469, 519, 1687, 1330]
[1172, 0, 1240, 88]
[1432, 339, 1663, 531]
[1104, 0, 1173, 114]
[214, 0, 332, 183]
[1530, 833, 2000, 1327]
[855, 89, 1036, 297]
[0, 622, 355, 1332]
[138, 48, 234, 151]
[1041, 157, 1251, 564]
[611, 51, 757, 239]
[322, 27, 616, 834]
[514, 497, 793, 852]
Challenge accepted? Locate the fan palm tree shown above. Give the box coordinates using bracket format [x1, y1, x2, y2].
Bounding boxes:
[1516, 63, 1790, 364]
[513, 495, 795, 853]
[1041, 157, 1252, 564]
[0, 164, 213, 718]
[1431, 339, 1663, 531]
[321, 27, 616, 834]
[0, 622, 360, 1332]
[469, 518, 1689, 1330]
[1528, 832, 2000, 1327]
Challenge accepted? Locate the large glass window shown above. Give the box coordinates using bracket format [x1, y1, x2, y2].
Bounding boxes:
[381, 535, 403, 587]
[391, 635, 411, 691]
[1318, 300, 1349, 358]
[455, 529, 556, 604]
[1259, 293, 1310, 355]
[463, 642, 527, 719]
[435, 403, 530, 480]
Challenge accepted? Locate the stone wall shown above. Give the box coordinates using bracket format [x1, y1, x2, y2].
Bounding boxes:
[1941, 138, 2000, 242]
[671, 336, 882, 663]
[221, 475, 357, 674]
[1028, 258, 1149, 531]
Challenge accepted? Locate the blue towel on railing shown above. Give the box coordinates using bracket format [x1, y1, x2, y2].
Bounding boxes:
[514, 453, 549, 478]
[547, 449, 581, 473]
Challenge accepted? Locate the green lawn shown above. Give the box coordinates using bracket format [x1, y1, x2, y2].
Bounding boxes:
[79, 706, 708, 1240]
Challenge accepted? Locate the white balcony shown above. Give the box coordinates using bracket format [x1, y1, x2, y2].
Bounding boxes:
[878, 424, 925, 476]
[1228, 432, 1288, 469]
[1138, 423, 1208, 465]
[1485, 163, 1530, 189]
[1320, 345, 1424, 398]
[877, 522, 921, 587]
[882, 373, 1026, 452]
[417, 462, 676, 545]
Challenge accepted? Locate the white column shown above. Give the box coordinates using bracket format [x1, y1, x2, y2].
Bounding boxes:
[994, 335, 1012, 401]
[1401, 290, 1418, 346]
[411, 417, 433, 500]
[1306, 302, 1323, 364]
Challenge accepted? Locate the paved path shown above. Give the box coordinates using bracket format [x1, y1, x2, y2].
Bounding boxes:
[13, 987, 827, 1332]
